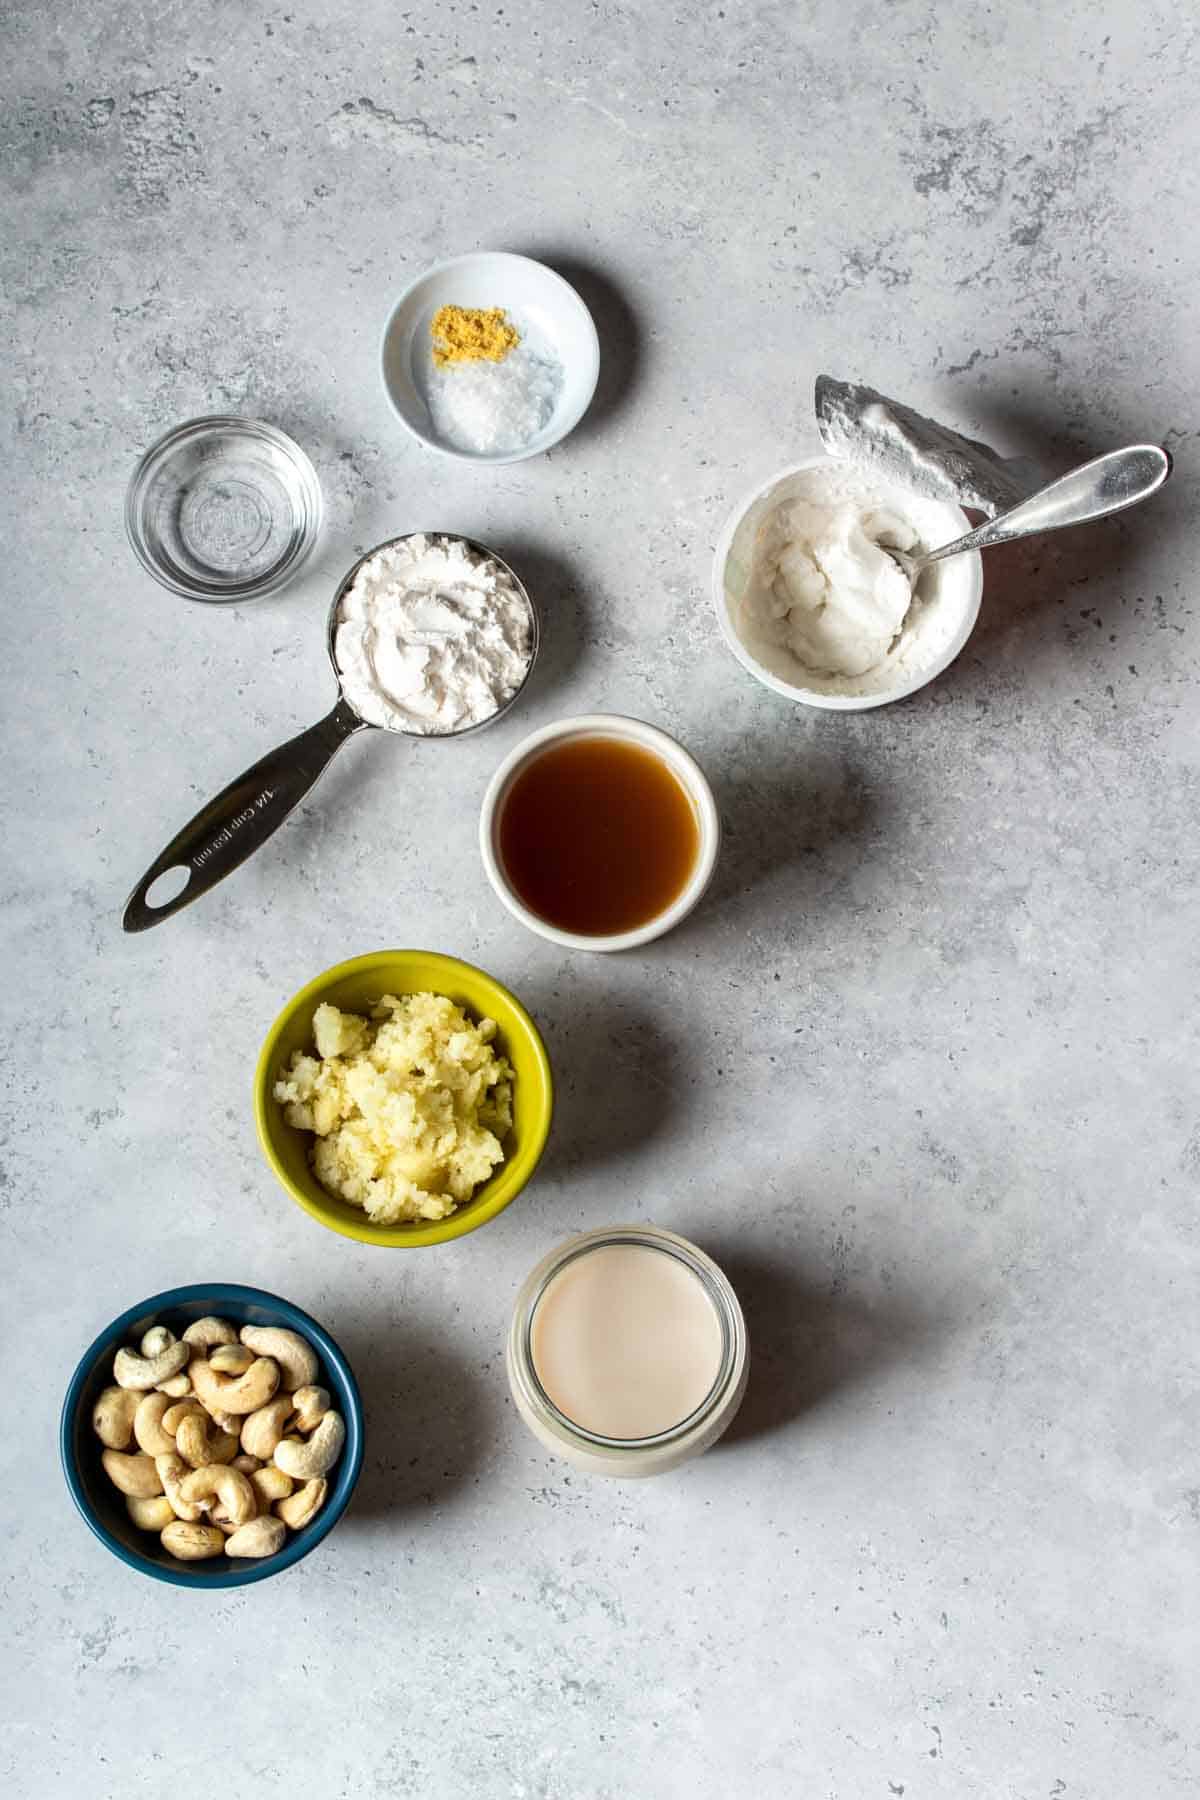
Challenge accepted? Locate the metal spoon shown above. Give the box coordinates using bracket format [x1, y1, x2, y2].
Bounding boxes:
[123, 534, 539, 932]
[885, 443, 1171, 587]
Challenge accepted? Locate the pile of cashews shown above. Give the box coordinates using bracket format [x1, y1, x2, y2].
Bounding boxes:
[92, 1315, 345, 1562]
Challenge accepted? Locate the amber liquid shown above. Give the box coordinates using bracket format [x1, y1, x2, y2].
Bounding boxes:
[498, 736, 701, 936]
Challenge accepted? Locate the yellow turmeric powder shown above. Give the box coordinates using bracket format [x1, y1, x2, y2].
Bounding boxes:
[430, 305, 520, 368]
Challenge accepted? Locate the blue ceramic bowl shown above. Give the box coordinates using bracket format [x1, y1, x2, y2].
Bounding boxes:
[61, 1283, 364, 1588]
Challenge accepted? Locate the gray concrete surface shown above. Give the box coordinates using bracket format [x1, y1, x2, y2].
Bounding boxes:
[3, 1, 1199, 1795]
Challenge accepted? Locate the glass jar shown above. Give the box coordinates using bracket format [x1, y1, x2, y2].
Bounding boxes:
[506, 1225, 749, 1477]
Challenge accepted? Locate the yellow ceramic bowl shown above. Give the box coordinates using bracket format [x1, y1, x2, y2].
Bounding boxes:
[254, 950, 553, 1247]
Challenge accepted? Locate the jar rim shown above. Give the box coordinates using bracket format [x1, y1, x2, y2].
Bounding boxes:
[509, 1225, 747, 1454]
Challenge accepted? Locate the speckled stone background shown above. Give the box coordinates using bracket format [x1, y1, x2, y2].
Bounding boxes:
[4, 1, 1199, 1795]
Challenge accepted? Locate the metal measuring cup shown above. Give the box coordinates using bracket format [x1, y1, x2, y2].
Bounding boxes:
[123, 534, 540, 932]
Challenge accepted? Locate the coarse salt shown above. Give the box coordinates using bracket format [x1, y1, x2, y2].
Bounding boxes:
[425, 326, 564, 455]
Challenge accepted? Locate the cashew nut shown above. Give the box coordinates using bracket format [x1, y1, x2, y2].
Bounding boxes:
[273, 1411, 344, 1480]
[189, 1356, 280, 1416]
[239, 1325, 318, 1393]
[250, 1465, 293, 1506]
[290, 1386, 331, 1434]
[275, 1476, 327, 1530]
[161, 1520, 225, 1561]
[176, 1413, 239, 1469]
[92, 1385, 140, 1449]
[240, 1395, 296, 1461]
[224, 1515, 286, 1559]
[212, 1485, 258, 1527]
[96, 1315, 335, 1555]
[113, 1341, 189, 1391]
[162, 1398, 206, 1435]
[179, 1464, 256, 1526]
[156, 1371, 193, 1397]
[181, 1316, 238, 1350]
[133, 1392, 177, 1457]
[101, 1449, 165, 1498]
[212, 1494, 257, 1528]
[126, 1494, 176, 1531]
[156, 1452, 203, 1521]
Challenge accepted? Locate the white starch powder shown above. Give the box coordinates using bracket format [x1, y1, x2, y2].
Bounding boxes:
[334, 535, 534, 735]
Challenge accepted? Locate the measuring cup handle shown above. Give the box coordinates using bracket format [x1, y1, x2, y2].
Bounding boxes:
[123, 699, 368, 932]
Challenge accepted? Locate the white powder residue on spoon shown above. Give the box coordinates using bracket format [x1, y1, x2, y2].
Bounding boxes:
[334, 535, 534, 735]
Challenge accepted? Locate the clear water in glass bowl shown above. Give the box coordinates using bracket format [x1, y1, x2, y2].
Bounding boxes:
[125, 417, 323, 602]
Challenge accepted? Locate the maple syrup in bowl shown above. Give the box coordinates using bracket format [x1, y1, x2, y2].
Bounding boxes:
[480, 715, 721, 951]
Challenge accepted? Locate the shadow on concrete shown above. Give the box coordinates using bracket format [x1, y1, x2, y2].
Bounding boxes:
[513, 248, 643, 439]
[338, 1323, 489, 1522]
[270, 401, 390, 557]
[712, 752, 876, 917]
[660, 747, 882, 954]
[490, 536, 590, 716]
[909, 381, 1186, 707]
[524, 985, 693, 1185]
[693, 1245, 945, 1451]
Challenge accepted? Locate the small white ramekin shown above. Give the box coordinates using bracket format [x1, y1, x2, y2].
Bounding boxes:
[380, 252, 600, 467]
[712, 454, 984, 711]
[479, 714, 721, 953]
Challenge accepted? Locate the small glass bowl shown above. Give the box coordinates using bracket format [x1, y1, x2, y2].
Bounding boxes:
[126, 417, 323, 601]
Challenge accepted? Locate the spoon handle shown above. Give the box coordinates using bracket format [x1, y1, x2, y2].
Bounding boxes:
[123, 699, 368, 932]
[920, 443, 1172, 566]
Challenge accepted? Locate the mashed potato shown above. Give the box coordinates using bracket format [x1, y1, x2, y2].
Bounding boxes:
[273, 992, 514, 1224]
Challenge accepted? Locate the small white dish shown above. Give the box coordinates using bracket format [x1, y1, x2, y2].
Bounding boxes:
[712, 454, 984, 710]
[380, 252, 600, 466]
[479, 714, 721, 953]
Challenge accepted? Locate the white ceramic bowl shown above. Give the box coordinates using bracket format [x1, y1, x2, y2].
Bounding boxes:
[712, 455, 984, 710]
[479, 714, 721, 953]
[380, 252, 600, 466]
